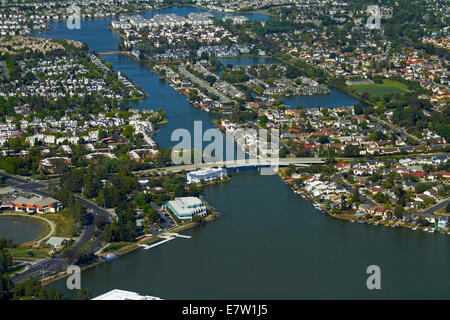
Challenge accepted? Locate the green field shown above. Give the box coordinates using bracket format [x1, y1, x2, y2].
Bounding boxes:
[350, 80, 408, 98]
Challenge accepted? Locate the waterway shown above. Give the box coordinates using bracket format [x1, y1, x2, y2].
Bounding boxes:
[282, 88, 360, 109]
[0, 216, 46, 244]
[49, 171, 450, 299]
[34, 6, 450, 299]
[215, 57, 359, 108]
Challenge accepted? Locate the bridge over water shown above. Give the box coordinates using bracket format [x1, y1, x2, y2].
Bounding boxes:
[96, 51, 131, 55]
[138, 157, 325, 175]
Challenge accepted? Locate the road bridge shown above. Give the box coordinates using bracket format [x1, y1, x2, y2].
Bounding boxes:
[137, 157, 325, 175]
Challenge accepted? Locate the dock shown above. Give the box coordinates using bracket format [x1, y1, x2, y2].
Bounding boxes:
[138, 232, 191, 250]
[160, 232, 191, 239]
[139, 237, 175, 250]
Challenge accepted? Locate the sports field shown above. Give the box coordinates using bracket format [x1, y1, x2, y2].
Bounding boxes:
[350, 79, 408, 98]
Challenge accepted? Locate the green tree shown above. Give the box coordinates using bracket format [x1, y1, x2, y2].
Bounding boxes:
[77, 288, 92, 300]
[122, 125, 135, 139]
[394, 204, 404, 219]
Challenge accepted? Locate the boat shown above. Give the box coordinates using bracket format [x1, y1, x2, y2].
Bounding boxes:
[104, 253, 119, 261]
[313, 203, 322, 210]
[411, 227, 417, 231]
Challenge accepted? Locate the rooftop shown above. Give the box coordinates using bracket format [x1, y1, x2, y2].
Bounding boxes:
[91, 289, 162, 300]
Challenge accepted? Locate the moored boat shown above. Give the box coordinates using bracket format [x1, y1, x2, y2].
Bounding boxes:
[104, 253, 119, 261]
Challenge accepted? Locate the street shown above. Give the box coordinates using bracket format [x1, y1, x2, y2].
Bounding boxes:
[0, 171, 113, 284]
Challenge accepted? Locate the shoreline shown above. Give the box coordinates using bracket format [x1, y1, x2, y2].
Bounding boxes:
[0, 213, 54, 245]
[42, 198, 221, 287]
[31, 3, 270, 37]
[278, 173, 450, 236]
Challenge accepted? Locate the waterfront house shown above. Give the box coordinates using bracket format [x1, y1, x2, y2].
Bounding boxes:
[437, 216, 448, 229]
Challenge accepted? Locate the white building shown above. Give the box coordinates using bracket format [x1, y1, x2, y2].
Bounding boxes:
[165, 197, 207, 220]
[186, 167, 227, 184]
[92, 289, 162, 300]
[46, 237, 68, 249]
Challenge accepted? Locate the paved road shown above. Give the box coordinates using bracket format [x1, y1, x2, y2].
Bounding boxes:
[137, 157, 326, 175]
[151, 202, 175, 228]
[0, 171, 113, 284]
[369, 115, 424, 145]
[419, 198, 450, 215]
[333, 173, 378, 207]
[333, 172, 449, 216]
[178, 66, 231, 103]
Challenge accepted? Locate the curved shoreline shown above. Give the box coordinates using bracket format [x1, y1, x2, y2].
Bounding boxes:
[0, 213, 55, 245]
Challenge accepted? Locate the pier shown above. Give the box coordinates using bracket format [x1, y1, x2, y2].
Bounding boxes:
[139, 232, 191, 250]
[161, 232, 192, 239]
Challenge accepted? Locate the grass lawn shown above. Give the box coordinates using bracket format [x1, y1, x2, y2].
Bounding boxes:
[44, 210, 76, 237]
[103, 242, 134, 253]
[350, 79, 408, 98]
[7, 264, 26, 276]
[9, 248, 51, 259]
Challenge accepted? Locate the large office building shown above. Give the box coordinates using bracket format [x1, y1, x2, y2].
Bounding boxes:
[186, 167, 227, 184]
[165, 197, 207, 220]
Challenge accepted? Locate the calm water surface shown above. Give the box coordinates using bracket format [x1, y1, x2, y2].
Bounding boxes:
[49, 172, 450, 299]
[35, 7, 450, 299]
[0, 216, 46, 244]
